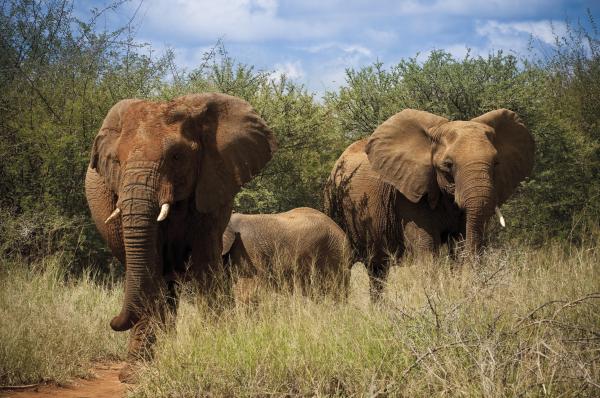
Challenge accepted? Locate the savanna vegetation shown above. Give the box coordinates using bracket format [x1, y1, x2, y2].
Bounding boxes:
[0, 1, 599, 396]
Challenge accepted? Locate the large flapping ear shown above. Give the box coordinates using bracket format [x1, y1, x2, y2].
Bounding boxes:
[90, 99, 141, 192]
[175, 93, 277, 213]
[471, 109, 534, 205]
[365, 109, 448, 208]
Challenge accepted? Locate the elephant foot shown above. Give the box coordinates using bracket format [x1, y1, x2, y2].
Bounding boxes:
[118, 361, 140, 384]
[119, 318, 156, 384]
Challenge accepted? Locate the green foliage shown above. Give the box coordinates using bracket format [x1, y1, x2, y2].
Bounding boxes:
[527, 16, 600, 241]
[326, 50, 526, 141]
[0, 1, 598, 270]
[0, 0, 171, 269]
[246, 77, 342, 212]
[326, 34, 600, 244]
[154, 46, 344, 213]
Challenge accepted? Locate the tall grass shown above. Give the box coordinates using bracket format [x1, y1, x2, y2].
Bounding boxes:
[0, 255, 126, 385]
[1, 241, 598, 396]
[131, 242, 600, 397]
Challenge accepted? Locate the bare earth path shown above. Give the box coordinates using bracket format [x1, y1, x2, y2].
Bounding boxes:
[1, 363, 127, 398]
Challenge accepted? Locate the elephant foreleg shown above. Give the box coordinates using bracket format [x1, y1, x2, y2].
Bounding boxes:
[367, 253, 389, 302]
[119, 317, 156, 383]
[368, 260, 389, 302]
[165, 279, 179, 330]
[403, 220, 440, 256]
[119, 279, 179, 384]
[188, 237, 235, 311]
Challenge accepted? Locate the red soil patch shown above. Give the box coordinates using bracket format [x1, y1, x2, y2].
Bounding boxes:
[1, 363, 128, 398]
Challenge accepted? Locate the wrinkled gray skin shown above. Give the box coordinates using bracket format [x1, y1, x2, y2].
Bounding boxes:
[325, 109, 534, 300]
[222, 208, 352, 297]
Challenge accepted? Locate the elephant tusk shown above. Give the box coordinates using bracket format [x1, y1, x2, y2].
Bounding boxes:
[495, 206, 506, 228]
[104, 208, 121, 224]
[157, 203, 170, 222]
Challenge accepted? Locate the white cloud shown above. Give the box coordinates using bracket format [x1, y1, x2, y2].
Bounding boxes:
[364, 28, 398, 45]
[442, 44, 475, 59]
[129, 0, 336, 43]
[476, 20, 566, 45]
[475, 20, 567, 54]
[396, 0, 556, 17]
[301, 42, 372, 57]
[342, 45, 372, 57]
[302, 42, 375, 95]
[108, 0, 582, 98]
[423, 19, 566, 63]
[270, 61, 305, 81]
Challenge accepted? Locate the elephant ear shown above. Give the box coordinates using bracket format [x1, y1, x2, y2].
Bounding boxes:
[222, 223, 237, 256]
[472, 109, 534, 205]
[174, 93, 277, 213]
[365, 109, 448, 208]
[90, 99, 141, 192]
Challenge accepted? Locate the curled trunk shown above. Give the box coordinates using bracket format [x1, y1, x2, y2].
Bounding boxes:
[110, 162, 163, 332]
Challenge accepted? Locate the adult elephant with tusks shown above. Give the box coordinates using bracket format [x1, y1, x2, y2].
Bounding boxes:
[85, 93, 276, 382]
[325, 109, 534, 300]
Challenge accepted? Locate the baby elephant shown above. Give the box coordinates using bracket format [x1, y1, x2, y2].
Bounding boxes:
[222, 207, 352, 298]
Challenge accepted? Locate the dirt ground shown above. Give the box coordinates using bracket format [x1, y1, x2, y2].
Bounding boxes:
[0, 363, 128, 398]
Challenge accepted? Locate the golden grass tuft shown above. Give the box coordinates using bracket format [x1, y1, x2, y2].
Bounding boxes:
[131, 241, 600, 397]
[1, 242, 598, 395]
[0, 255, 126, 386]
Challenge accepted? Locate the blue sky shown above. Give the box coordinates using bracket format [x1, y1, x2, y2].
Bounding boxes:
[79, 0, 599, 94]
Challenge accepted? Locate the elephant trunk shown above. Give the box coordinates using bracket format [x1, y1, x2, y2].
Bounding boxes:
[456, 162, 496, 255]
[110, 162, 163, 332]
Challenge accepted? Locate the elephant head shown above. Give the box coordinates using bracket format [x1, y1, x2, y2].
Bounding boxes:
[89, 93, 276, 331]
[365, 109, 534, 253]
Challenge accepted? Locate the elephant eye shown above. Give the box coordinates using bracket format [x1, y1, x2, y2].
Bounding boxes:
[172, 153, 181, 161]
[441, 159, 453, 172]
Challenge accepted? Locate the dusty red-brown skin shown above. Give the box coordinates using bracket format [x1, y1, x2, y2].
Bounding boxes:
[325, 109, 534, 299]
[85, 93, 276, 379]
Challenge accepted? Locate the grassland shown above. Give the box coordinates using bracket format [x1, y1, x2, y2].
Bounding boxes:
[0, 255, 126, 386]
[1, 241, 599, 396]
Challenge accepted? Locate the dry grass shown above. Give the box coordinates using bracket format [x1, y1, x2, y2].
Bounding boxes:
[130, 241, 600, 397]
[1, 242, 598, 396]
[0, 254, 126, 386]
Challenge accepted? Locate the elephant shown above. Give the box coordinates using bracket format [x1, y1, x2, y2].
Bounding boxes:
[324, 108, 534, 299]
[222, 207, 352, 299]
[84, 93, 276, 381]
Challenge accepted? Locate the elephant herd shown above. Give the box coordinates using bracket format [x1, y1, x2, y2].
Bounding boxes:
[85, 93, 534, 381]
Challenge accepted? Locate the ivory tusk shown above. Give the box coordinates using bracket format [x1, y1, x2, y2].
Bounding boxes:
[495, 206, 506, 228]
[157, 203, 170, 222]
[104, 208, 121, 224]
